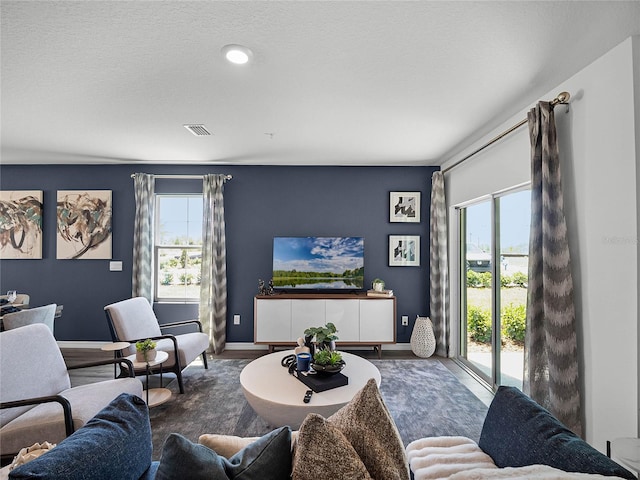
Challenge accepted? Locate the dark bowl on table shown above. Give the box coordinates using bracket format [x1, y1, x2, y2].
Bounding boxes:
[310, 360, 346, 375]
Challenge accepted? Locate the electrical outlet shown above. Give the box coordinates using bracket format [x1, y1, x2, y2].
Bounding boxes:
[233, 314, 241, 325]
[401, 315, 409, 326]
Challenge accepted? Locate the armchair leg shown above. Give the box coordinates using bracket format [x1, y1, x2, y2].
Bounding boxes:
[176, 370, 185, 394]
[202, 352, 209, 369]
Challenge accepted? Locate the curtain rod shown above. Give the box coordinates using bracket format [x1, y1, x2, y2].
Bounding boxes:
[130, 173, 232, 181]
[441, 91, 570, 174]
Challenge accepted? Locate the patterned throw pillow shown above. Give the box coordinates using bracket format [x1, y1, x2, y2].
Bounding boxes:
[156, 427, 291, 480]
[292, 378, 410, 480]
[292, 414, 372, 480]
[328, 378, 409, 480]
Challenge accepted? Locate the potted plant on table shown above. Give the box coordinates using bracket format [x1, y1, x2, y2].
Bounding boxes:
[135, 338, 157, 362]
[304, 322, 339, 353]
[311, 348, 345, 375]
[372, 278, 385, 292]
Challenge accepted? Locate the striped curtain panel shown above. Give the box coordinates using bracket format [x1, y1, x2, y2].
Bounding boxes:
[430, 171, 450, 356]
[199, 174, 228, 354]
[524, 102, 582, 436]
[132, 173, 155, 302]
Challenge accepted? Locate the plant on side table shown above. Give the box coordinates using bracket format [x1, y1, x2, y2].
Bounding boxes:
[135, 338, 157, 363]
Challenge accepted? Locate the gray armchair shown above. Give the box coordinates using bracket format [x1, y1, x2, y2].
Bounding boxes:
[104, 297, 209, 394]
[0, 324, 143, 461]
[2, 303, 56, 333]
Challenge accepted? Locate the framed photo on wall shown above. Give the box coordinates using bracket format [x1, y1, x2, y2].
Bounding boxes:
[56, 190, 112, 259]
[389, 235, 420, 266]
[0, 190, 43, 259]
[390, 191, 420, 223]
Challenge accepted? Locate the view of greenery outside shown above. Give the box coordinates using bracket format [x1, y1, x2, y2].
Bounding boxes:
[466, 268, 527, 348]
[157, 247, 201, 300]
[465, 253, 527, 388]
[462, 189, 529, 388]
[155, 195, 203, 301]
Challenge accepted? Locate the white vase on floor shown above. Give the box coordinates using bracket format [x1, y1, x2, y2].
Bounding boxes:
[411, 316, 436, 358]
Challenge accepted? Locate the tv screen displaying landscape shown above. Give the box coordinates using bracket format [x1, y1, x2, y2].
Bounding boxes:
[272, 236, 364, 290]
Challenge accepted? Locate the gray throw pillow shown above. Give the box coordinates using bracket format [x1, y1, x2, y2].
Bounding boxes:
[155, 426, 291, 480]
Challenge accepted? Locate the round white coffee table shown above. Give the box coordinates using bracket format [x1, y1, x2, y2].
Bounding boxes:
[240, 350, 381, 428]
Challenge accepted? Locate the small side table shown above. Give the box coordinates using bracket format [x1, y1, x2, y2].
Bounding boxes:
[608, 437, 640, 475]
[126, 350, 172, 407]
[101, 342, 131, 378]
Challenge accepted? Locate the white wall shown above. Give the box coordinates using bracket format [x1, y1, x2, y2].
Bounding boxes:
[442, 37, 639, 451]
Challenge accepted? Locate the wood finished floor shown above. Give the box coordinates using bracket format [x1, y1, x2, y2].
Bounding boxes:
[62, 347, 495, 407]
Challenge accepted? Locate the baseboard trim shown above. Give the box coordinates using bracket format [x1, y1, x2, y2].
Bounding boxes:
[57, 340, 413, 351]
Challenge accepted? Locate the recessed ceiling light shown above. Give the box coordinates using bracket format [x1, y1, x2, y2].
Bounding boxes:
[221, 44, 253, 65]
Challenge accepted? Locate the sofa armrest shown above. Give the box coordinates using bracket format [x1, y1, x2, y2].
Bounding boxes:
[479, 386, 636, 479]
[1, 394, 74, 437]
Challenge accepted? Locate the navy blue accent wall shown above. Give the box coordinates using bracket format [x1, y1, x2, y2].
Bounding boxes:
[0, 164, 438, 343]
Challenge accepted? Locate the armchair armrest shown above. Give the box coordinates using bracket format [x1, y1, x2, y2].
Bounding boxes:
[159, 319, 204, 333]
[0, 395, 74, 437]
[66, 357, 136, 377]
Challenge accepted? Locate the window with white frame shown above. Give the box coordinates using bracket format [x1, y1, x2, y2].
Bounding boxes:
[458, 186, 530, 390]
[154, 195, 203, 302]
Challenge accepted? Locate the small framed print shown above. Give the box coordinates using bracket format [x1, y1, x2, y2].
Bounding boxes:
[390, 191, 420, 223]
[389, 235, 420, 266]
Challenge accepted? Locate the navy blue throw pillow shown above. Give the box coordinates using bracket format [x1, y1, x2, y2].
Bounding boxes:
[9, 393, 152, 480]
[155, 427, 291, 480]
[479, 386, 635, 479]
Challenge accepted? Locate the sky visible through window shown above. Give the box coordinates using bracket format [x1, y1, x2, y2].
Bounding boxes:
[466, 189, 530, 253]
[157, 196, 203, 244]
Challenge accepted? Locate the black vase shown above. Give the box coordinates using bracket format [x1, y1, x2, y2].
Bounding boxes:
[318, 340, 336, 352]
[304, 335, 315, 356]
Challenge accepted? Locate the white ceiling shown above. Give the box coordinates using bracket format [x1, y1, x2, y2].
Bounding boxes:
[2, 1, 639, 166]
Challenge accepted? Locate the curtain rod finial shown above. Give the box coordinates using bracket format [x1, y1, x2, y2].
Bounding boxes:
[553, 92, 570, 105]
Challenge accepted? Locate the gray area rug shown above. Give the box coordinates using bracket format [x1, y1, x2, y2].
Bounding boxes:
[148, 358, 489, 460]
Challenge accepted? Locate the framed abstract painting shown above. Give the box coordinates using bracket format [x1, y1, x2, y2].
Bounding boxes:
[390, 191, 420, 223]
[389, 235, 420, 266]
[57, 190, 112, 259]
[0, 190, 43, 259]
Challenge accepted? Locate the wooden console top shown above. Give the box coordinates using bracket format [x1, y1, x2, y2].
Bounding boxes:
[255, 292, 395, 300]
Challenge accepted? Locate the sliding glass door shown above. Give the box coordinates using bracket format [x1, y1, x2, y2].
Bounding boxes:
[459, 187, 529, 390]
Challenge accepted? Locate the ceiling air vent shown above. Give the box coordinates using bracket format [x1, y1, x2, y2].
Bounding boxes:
[184, 124, 212, 136]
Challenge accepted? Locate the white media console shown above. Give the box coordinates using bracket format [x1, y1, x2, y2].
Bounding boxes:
[254, 293, 396, 358]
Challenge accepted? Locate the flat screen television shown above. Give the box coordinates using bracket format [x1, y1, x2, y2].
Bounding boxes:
[272, 236, 364, 291]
